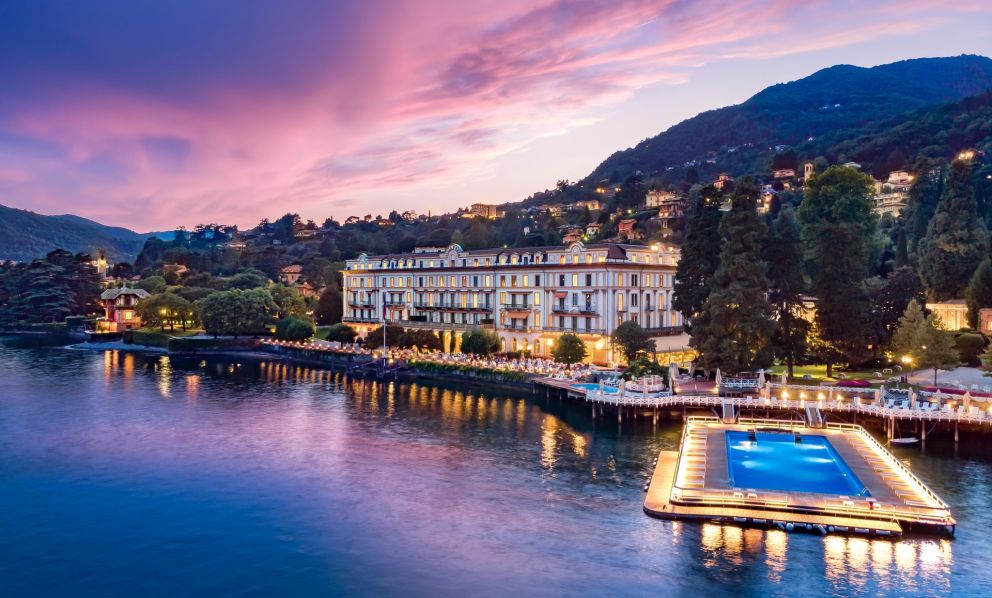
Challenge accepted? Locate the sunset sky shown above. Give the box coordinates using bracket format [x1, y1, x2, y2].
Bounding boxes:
[1, 1, 990, 231]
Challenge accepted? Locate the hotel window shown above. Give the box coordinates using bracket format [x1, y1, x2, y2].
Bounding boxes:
[500, 292, 506, 304]
[439, 277, 445, 288]
[618, 293, 625, 311]
[511, 275, 517, 287]
[450, 276, 456, 286]
[523, 275, 529, 287]
[572, 293, 578, 306]
[473, 259, 479, 266]
[406, 291, 412, 301]
[473, 293, 479, 308]
[632, 274, 639, 287]
[485, 275, 492, 286]
[559, 275, 565, 286]
[597, 256, 606, 263]
[534, 275, 540, 286]
[571, 274, 578, 287]
[500, 275, 506, 286]
[418, 277, 424, 286]
[511, 255, 518, 264]
[585, 254, 592, 264]
[473, 276, 479, 287]
[559, 256, 566, 264]
[461, 276, 468, 287]
[485, 258, 491, 266]
[572, 254, 579, 264]
[585, 274, 592, 286]
[632, 293, 638, 307]
[534, 292, 540, 305]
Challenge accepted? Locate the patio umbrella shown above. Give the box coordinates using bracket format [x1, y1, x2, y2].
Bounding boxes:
[909, 388, 916, 409]
[964, 391, 972, 411]
[688, 362, 695, 379]
[758, 369, 766, 386]
[715, 368, 722, 386]
[780, 370, 787, 385]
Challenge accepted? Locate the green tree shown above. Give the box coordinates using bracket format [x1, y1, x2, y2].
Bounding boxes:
[905, 160, 946, 252]
[552, 333, 587, 364]
[765, 205, 807, 376]
[965, 258, 992, 328]
[955, 333, 985, 367]
[460, 328, 500, 355]
[274, 316, 315, 341]
[611, 320, 653, 363]
[918, 159, 987, 300]
[323, 322, 356, 343]
[269, 284, 308, 319]
[891, 300, 958, 385]
[136, 292, 194, 331]
[397, 329, 443, 351]
[672, 185, 722, 329]
[868, 266, 925, 350]
[315, 283, 343, 325]
[798, 165, 877, 366]
[366, 324, 405, 348]
[137, 275, 167, 294]
[225, 270, 269, 290]
[692, 180, 775, 372]
[195, 288, 274, 338]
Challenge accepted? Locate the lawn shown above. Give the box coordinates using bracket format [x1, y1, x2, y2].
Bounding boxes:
[765, 364, 900, 384]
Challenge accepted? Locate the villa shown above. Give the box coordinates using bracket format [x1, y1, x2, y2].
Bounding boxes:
[96, 287, 150, 332]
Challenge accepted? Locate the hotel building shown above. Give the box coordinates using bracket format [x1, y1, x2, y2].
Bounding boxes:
[341, 242, 689, 364]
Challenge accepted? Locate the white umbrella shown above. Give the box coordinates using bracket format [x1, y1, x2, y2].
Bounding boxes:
[758, 369, 766, 386]
[964, 391, 972, 410]
[668, 362, 679, 387]
[715, 368, 722, 386]
[780, 370, 787, 385]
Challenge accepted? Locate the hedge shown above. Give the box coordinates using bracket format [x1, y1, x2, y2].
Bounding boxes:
[123, 329, 171, 348]
[411, 360, 528, 382]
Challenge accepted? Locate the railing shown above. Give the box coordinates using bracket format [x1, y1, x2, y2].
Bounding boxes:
[542, 326, 607, 335]
[401, 320, 494, 331]
[342, 316, 380, 323]
[643, 326, 685, 337]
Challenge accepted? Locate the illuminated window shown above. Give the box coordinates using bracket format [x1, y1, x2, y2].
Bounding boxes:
[572, 274, 578, 287]
[523, 275, 529, 287]
[534, 292, 540, 305]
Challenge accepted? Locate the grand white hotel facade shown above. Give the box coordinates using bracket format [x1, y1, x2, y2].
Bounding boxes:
[341, 241, 690, 364]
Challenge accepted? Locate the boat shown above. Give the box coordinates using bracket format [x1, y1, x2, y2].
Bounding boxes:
[891, 437, 920, 445]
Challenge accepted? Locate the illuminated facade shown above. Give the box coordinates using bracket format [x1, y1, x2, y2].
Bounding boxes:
[341, 242, 687, 363]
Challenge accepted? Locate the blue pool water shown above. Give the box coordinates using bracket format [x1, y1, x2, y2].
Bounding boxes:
[726, 431, 869, 497]
[572, 382, 619, 394]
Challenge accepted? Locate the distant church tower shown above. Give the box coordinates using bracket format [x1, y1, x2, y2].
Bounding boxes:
[94, 250, 109, 276]
[803, 162, 814, 182]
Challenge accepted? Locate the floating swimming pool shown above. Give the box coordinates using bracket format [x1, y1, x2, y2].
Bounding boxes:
[572, 383, 620, 394]
[726, 431, 869, 497]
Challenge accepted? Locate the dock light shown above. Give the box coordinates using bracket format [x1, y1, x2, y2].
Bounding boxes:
[818, 393, 825, 400]
[782, 390, 789, 399]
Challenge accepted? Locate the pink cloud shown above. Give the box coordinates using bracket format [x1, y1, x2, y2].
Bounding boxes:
[0, 0, 988, 229]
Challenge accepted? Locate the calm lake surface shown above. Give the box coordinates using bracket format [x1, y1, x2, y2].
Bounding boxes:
[1, 344, 990, 596]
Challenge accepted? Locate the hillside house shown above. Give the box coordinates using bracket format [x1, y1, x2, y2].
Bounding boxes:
[280, 264, 303, 285]
[618, 218, 640, 241]
[646, 189, 679, 208]
[97, 287, 150, 332]
[713, 173, 734, 190]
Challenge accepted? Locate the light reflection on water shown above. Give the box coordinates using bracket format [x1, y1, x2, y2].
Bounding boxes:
[0, 346, 985, 596]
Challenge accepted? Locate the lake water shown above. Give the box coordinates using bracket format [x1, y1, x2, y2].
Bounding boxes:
[1, 344, 990, 596]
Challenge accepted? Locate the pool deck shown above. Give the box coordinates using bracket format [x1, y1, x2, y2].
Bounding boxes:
[644, 417, 956, 537]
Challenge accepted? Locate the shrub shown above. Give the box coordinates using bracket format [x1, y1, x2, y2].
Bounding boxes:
[623, 357, 669, 381]
[274, 316, 315, 341]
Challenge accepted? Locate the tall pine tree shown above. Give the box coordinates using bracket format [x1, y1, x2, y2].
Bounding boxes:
[918, 158, 988, 300]
[765, 205, 808, 376]
[798, 165, 877, 367]
[691, 179, 774, 371]
[905, 159, 945, 252]
[965, 258, 992, 328]
[672, 185, 722, 332]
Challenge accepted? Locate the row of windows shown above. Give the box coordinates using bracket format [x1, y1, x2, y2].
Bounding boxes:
[349, 290, 667, 311]
[346, 271, 675, 289]
[347, 251, 677, 271]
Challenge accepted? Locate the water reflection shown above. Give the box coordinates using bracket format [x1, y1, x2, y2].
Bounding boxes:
[4, 347, 977, 594]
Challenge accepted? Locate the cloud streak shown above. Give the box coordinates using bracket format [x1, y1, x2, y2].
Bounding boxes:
[0, 0, 988, 229]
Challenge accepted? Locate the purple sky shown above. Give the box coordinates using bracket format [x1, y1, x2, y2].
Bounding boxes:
[1, 1, 990, 231]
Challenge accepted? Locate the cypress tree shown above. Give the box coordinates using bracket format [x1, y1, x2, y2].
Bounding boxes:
[894, 226, 909, 268]
[905, 159, 945, 252]
[918, 159, 988, 300]
[765, 205, 808, 376]
[798, 165, 877, 367]
[692, 179, 774, 371]
[672, 185, 722, 331]
[965, 258, 992, 329]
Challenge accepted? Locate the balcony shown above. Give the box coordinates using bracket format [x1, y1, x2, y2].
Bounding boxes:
[402, 320, 495, 331]
[501, 303, 534, 314]
[502, 324, 532, 332]
[343, 316, 380, 324]
[351, 301, 375, 308]
[542, 326, 606, 335]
